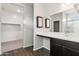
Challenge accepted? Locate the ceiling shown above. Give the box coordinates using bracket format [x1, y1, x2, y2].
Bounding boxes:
[22, 3, 33, 7]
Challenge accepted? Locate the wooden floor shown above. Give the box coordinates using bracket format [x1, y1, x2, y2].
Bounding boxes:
[1, 46, 50, 56]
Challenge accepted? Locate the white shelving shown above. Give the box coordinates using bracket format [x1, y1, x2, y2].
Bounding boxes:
[0, 3, 24, 53]
[0, 3, 23, 42]
[1, 22, 21, 25]
[2, 3, 24, 14]
[1, 23, 22, 43]
[0, 3, 33, 54]
[1, 10, 23, 25]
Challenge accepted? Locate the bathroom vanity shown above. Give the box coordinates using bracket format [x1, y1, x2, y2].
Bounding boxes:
[36, 32, 79, 56]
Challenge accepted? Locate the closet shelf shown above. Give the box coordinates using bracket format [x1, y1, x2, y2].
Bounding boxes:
[1, 39, 23, 43]
[1, 22, 21, 25]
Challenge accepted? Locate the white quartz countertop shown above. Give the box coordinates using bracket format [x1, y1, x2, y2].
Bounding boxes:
[36, 31, 79, 43]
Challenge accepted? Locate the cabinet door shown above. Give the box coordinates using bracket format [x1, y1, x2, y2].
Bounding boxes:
[50, 44, 65, 56]
[65, 48, 79, 56]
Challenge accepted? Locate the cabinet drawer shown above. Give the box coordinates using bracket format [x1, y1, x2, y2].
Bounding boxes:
[65, 47, 79, 56]
[50, 44, 65, 56]
[50, 38, 79, 56]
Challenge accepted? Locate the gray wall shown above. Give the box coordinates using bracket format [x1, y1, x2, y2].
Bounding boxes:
[23, 5, 33, 48]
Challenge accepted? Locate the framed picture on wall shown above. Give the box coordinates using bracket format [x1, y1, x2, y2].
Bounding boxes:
[37, 16, 43, 28]
[45, 18, 50, 28]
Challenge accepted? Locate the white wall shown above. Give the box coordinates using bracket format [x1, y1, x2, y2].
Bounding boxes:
[0, 4, 1, 54]
[34, 3, 44, 50]
[23, 5, 33, 48]
[34, 3, 51, 50]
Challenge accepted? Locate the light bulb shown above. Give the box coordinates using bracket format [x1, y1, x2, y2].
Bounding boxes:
[17, 9, 21, 13]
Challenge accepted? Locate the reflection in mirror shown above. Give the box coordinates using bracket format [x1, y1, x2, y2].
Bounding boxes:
[63, 8, 79, 33]
[50, 12, 62, 32]
[50, 5, 79, 34]
[53, 21, 59, 32]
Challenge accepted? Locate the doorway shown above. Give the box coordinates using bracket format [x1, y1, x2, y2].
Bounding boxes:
[54, 21, 60, 32]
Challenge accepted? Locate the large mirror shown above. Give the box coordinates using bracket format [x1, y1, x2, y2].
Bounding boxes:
[50, 5, 79, 34]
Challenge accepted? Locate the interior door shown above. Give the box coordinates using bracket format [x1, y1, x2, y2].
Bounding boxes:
[54, 21, 60, 32]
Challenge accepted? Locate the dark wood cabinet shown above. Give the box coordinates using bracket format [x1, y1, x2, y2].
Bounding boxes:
[50, 44, 65, 56]
[50, 38, 79, 56]
[65, 47, 79, 56]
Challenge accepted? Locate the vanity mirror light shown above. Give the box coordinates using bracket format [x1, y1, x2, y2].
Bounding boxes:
[45, 18, 50, 28]
[36, 16, 43, 28]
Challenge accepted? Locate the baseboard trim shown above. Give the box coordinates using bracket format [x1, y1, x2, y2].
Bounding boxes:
[0, 51, 2, 55]
[23, 45, 33, 48]
[42, 46, 50, 50]
[33, 46, 43, 51]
